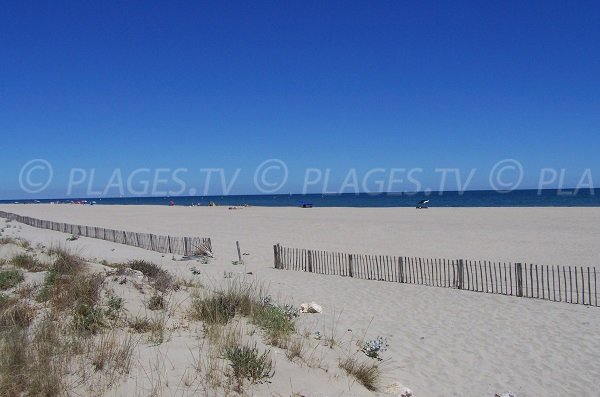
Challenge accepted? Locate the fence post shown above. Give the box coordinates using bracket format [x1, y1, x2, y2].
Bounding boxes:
[308, 250, 313, 272]
[348, 254, 354, 277]
[273, 245, 278, 268]
[236, 241, 243, 264]
[399, 257, 404, 283]
[458, 259, 465, 289]
[516, 263, 523, 297]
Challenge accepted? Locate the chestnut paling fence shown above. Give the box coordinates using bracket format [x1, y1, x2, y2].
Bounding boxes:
[0, 211, 212, 256]
[273, 244, 598, 307]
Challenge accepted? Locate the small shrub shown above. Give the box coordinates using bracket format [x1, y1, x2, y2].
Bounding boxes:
[339, 356, 381, 391]
[0, 269, 24, 290]
[66, 234, 79, 241]
[10, 254, 45, 272]
[224, 343, 274, 384]
[105, 294, 124, 318]
[253, 303, 296, 346]
[361, 336, 389, 360]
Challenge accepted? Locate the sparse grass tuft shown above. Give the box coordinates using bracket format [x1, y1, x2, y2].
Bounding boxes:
[285, 337, 305, 361]
[129, 316, 152, 333]
[148, 316, 167, 344]
[0, 237, 17, 245]
[0, 269, 24, 290]
[91, 332, 136, 374]
[189, 279, 260, 325]
[36, 270, 57, 302]
[18, 239, 30, 249]
[10, 253, 45, 272]
[339, 356, 381, 391]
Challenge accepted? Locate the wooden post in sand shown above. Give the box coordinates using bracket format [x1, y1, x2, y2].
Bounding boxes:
[236, 241, 243, 264]
[515, 263, 523, 297]
[308, 250, 313, 272]
[273, 245, 278, 268]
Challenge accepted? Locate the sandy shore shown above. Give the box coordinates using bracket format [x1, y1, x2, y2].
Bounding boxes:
[1, 204, 600, 396]
[2, 204, 600, 266]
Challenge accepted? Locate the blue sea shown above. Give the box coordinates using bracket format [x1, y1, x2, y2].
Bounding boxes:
[1, 189, 598, 207]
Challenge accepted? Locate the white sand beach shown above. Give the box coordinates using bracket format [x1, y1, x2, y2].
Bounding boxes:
[1, 204, 599, 396]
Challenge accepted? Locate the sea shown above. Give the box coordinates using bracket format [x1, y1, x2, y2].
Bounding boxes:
[1, 189, 598, 207]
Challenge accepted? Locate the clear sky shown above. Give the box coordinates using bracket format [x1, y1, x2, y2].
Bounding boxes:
[1, 1, 599, 198]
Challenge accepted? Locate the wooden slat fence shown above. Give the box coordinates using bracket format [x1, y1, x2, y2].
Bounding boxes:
[0, 211, 213, 257]
[273, 244, 598, 307]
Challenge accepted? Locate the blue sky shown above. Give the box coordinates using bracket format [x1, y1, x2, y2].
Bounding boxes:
[1, 1, 599, 198]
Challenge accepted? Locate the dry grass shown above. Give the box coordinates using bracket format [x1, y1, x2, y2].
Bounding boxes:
[49, 246, 86, 275]
[339, 355, 381, 391]
[91, 332, 136, 375]
[285, 336, 306, 362]
[0, 316, 71, 396]
[0, 327, 28, 395]
[129, 313, 168, 344]
[0, 300, 36, 329]
[51, 273, 104, 313]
